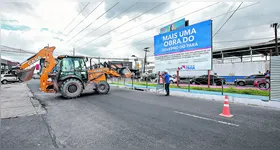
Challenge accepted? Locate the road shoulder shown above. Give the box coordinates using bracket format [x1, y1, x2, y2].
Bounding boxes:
[1, 83, 45, 119]
[1, 82, 54, 148]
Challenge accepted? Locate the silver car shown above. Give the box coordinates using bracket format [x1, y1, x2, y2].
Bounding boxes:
[32, 74, 40, 79]
[1, 74, 20, 84]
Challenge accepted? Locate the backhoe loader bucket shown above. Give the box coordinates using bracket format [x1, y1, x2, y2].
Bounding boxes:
[118, 67, 132, 78]
[17, 66, 36, 82]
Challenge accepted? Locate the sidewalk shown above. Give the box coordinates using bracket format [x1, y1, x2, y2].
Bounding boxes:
[1, 83, 45, 119]
[123, 83, 268, 100]
[112, 83, 280, 110]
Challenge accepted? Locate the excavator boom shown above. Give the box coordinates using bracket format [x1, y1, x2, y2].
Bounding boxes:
[16, 46, 56, 82]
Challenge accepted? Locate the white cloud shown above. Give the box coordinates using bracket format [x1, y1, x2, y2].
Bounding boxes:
[0, 1, 279, 64]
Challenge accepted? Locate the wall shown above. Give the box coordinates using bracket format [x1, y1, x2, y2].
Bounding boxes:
[173, 61, 270, 82]
[212, 61, 269, 76]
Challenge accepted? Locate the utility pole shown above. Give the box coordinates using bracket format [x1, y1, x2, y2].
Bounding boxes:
[0, 13, 2, 82]
[271, 23, 279, 56]
[73, 47, 75, 56]
[143, 47, 149, 74]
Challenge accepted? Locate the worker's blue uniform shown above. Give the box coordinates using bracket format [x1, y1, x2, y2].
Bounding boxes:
[164, 73, 170, 96]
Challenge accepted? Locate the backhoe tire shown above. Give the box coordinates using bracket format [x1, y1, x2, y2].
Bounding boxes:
[96, 81, 110, 94]
[60, 78, 83, 99]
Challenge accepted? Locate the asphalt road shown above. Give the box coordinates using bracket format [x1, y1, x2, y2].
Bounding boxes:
[23, 79, 280, 148]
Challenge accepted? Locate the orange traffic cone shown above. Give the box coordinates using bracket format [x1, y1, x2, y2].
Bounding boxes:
[219, 95, 233, 118]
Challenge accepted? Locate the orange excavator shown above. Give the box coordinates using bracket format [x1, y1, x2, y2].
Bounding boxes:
[16, 46, 132, 98]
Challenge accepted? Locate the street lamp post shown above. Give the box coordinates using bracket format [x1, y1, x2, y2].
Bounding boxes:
[271, 23, 280, 56]
[131, 55, 144, 74]
[143, 47, 150, 74]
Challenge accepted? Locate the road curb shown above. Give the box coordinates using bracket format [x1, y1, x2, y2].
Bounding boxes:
[25, 84, 47, 115]
[112, 85, 280, 110]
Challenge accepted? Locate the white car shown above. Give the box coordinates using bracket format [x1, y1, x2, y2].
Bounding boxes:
[1, 74, 20, 84]
[32, 74, 40, 79]
[169, 75, 178, 84]
[153, 75, 178, 84]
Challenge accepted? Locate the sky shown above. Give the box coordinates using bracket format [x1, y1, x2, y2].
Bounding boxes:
[1, 1, 280, 63]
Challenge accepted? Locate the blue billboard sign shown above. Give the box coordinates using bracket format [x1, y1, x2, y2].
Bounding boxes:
[154, 19, 212, 72]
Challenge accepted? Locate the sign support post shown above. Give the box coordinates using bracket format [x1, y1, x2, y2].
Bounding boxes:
[208, 70, 211, 88]
[176, 70, 179, 87]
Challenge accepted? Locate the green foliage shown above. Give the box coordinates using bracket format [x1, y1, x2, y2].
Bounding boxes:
[111, 82, 269, 96]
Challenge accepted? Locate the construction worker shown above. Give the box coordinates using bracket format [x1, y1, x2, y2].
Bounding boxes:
[163, 70, 170, 96]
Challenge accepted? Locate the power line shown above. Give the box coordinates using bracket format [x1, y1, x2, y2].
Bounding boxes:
[66, 2, 119, 44]
[66, 2, 103, 36]
[0, 45, 36, 54]
[58, 2, 90, 37]
[76, 2, 166, 48]
[76, 1, 259, 54]
[1, 50, 35, 55]
[71, 2, 139, 46]
[102, 23, 268, 53]
[117, 2, 192, 36]
[210, 2, 259, 20]
[116, 37, 274, 51]
[214, 2, 236, 32]
[73, 2, 190, 46]
[75, 2, 220, 53]
[103, 2, 220, 44]
[104, 1, 258, 48]
[119, 2, 259, 44]
[213, 2, 243, 37]
[219, 22, 278, 34]
[214, 37, 274, 43]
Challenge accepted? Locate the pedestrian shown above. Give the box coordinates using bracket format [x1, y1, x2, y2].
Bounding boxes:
[163, 70, 170, 96]
[265, 70, 270, 79]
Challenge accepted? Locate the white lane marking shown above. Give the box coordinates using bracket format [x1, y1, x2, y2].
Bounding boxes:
[174, 111, 239, 127]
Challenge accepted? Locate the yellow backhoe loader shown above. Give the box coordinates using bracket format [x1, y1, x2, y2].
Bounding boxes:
[15, 46, 132, 98]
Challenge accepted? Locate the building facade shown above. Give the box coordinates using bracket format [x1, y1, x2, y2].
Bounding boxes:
[1, 59, 19, 74]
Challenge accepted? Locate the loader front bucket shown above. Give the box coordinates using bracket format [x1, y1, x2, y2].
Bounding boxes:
[17, 66, 36, 82]
[119, 67, 132, 78]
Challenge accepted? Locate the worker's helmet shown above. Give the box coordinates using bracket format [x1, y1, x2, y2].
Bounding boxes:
[164, 70, 169, 73]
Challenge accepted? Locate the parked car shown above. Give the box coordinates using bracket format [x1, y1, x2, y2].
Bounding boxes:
[1, 74, 20, 84]
[234, 74, 265, 86]
[169, 75, 178, 84]
[32, 74, 40, 79]
[190, 75, 226, 86]
[254, 78, 270, 89]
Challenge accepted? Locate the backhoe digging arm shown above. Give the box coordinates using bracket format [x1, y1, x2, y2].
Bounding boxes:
[16, 46, 57, 92]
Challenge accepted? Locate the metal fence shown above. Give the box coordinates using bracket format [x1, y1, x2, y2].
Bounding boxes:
[107, 74, 269, 97]
[271, 56, 280, 101]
